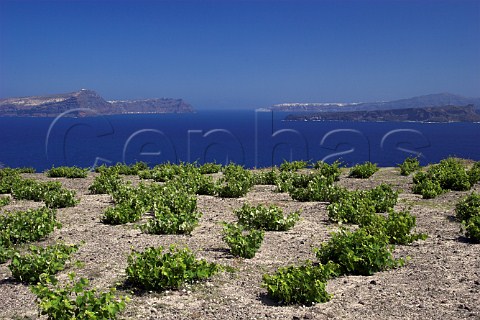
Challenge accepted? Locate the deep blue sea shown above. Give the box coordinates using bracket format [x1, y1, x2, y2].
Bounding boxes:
[0, 110, 479, 171]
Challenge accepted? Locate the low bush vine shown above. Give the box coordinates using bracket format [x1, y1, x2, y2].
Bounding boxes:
[126, 245, 219, 291]
[199, 162, 222, 174]
[136, 162, 219, 195]
[234, 203, 299, 231]
[413, 157, 472, 198]
[8, 177, 78, 208]
[0, 195, 10, 207]
[327, 191, 376, 224]
[361, 210, 427, 245]
[100, 182, 149, 225]
[262, 261, 338, 305]
[11, 179, 59, 202]
[398, 157, 421, 176]
[43, 188, 79, 208]
[433, 158, 472, 191]
[95, 162, 149, 175]
[289, 175, 345, 202]
[222, 222, 264, 258]
[170, 168, 216, 195]
[137, 169, 154, 180]
[315, 228, 403, 276]
[31, 273, 128, 319]
[141, 207, 202, 235]
[0, 207, 61, 264]
[101, 202, 144, 225]
[0, 167, 35, 176]
[0, 172, 21, 194]
[313, 160, 343, 181]
[0, 207, 60, 245]
[468, 161, 480, 185]
[216, 164, 254, 198]
[9, 243, 79, 284]
[274, 170, 331, 194]
[46, 166, 88, 178]
[455, 192, 480, 222]
[0, 245, 13, 264]
[455, 192, 480, 242]
[117, 162, 149, 175]
[195, 174, 217, 196]
[279, 160, 309, 172]
[141, 182, 201, 234]
[465, 215, 480, 242]
[148, 162, 195, 182]
[367, 183, 398, 213]
[348, 161, 379, 179]
[274, 171, 297, 193]
[254, 169, 278, 185]
[89, 170, 123, 194]
[96, 176, 202, 231]
[383, 210, 427, 245]
[412, 176, 444, 199]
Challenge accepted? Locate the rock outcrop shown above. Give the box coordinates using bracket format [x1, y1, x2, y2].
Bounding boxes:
[109, 98, 193, 114]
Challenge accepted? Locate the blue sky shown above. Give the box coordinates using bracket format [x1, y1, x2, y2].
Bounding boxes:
[0, 0, 479, 109]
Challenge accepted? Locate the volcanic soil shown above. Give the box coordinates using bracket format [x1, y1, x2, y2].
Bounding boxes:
[0, 167, 479, 319]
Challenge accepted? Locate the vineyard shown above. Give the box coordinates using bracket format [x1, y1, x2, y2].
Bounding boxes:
[0, 159, 479, 319]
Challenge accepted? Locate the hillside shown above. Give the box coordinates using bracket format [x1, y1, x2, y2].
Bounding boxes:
[0, 89, 194, 117]
[285, 105, 480, 122]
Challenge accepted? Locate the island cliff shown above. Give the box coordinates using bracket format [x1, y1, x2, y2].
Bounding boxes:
[0, 89, 194, 117]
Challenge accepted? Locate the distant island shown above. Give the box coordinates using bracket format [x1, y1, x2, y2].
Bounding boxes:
[285, 105, 480, 123]
[270, 93, 480, 123]
[271, 93, 480, 113]
[0, 89, 194, 117]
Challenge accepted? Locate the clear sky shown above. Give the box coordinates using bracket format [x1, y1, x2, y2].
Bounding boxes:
[0, 0, 479, 109]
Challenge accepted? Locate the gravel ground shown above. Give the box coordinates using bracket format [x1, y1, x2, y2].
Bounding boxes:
[0, 168, 479, 320]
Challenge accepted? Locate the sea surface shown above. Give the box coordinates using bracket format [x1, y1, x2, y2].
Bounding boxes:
[0, 110, 479, 171]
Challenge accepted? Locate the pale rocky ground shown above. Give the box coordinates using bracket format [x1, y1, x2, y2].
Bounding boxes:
[0, 168, 479, 320]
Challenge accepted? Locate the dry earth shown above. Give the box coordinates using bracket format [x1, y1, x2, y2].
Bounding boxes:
[0, 168, 479, 320]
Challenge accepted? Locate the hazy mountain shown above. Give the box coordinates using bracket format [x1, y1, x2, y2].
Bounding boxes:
[0, 89, 194, 117]
[271, 93, 480, 112]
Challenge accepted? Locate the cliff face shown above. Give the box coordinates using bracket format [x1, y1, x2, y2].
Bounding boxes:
[109, 98, 193, 114]
[285, 105, 480, 123]
[0, 89, 194, 117]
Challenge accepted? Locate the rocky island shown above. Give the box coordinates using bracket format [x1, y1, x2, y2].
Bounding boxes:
[0, 89, 194, 117]
[272, 93, 480, 123]
[285, 105, 480, 123]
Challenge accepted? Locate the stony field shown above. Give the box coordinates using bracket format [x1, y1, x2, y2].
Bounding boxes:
[0, 167, 479, 320]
